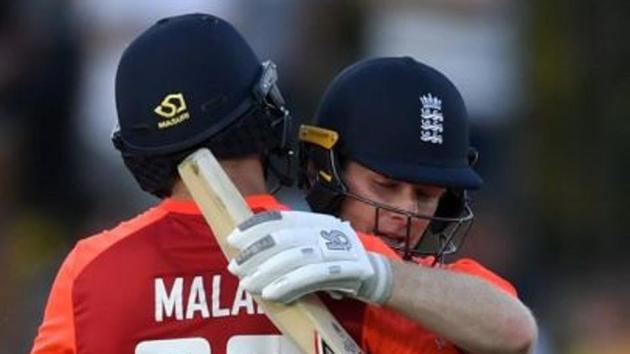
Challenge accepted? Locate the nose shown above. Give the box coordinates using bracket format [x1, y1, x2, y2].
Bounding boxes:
[388, 185, 419, 214]
[380, 187, 419, 228]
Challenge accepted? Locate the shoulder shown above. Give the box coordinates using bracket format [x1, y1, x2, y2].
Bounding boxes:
[413, 256, 517, 296]
[245, 194, 290, 212]
[356, 232, 401, 259]
[445, 258, 518, 297]
[66, 205, 168, 280]
[31, 205, 169, 353]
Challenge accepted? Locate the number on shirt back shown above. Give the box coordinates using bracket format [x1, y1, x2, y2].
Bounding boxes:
[135, 335, 301, 354]
[136, 338, 210, 354]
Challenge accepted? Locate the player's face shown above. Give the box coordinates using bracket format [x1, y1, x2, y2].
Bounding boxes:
[339, 161, 444, 249]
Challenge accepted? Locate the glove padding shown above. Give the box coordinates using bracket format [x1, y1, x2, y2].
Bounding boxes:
[227, 211, 393, 304]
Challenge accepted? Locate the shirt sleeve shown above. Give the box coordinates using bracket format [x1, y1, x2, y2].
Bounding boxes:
[357, 232, 400, 258]
[360, 247, 517, 353]
[31, 248, 78, 354]
[445, 258, 518, 297]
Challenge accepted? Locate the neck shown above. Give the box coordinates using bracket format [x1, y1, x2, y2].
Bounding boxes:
[170, 155, 268, 200]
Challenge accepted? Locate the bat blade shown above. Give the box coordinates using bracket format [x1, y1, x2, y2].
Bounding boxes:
[178, 148, 362, 354]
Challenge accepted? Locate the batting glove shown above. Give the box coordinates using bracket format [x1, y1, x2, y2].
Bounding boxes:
[227, 211, 393, 305]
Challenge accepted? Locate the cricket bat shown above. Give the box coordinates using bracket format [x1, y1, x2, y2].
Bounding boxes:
[178, 148, 362, 354]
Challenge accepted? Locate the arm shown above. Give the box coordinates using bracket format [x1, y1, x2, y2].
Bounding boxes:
[385, 260, 537, 354]
[31, 249, 78, 354]
[227, 210, 537, 354]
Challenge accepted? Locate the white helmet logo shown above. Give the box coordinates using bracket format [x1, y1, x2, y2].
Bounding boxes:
[419, 93, 444, 144]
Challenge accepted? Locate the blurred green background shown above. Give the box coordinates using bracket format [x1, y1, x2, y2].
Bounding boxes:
[1, 1, 629, 353]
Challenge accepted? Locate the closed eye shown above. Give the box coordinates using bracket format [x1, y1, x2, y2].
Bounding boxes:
[374, 180, 398, 190]
[415, 187, 444, 201]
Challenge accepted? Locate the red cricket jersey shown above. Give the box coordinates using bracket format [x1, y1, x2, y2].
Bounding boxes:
[31, 196, 294, 354]
[31, 195, 516, 354]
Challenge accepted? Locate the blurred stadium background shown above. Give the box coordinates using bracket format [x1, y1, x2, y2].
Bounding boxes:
[1, 1, 629, 353]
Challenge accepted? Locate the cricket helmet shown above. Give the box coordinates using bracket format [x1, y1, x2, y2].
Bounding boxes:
[299, 57, 482, 261]
[112, 13, 291, 197]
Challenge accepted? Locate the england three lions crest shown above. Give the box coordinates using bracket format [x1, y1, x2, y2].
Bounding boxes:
[419, 93, 443, 144]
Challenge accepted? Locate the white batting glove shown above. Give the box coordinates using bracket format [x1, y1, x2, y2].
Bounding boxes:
[227, 211, 393, 305]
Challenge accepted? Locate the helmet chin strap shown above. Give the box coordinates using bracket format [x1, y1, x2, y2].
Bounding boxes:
[255, 61, 296, 195]
[265, 149, 295, 194]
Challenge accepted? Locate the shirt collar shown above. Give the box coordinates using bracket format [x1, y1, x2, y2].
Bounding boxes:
[158, 194, 286, 214]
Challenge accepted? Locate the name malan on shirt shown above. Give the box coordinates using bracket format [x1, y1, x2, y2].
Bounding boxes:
[154, 274, 264, 322]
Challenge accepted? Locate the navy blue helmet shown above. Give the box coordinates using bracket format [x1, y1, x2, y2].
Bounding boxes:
[112, 14, 291, 197]
[299, 57, 481, 261]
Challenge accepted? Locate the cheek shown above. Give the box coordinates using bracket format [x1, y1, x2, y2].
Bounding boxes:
[339, 198, 375, 233]
[409, 200, 441, 243]
[424, 199, 441, 216]
[410, 219, 430, 244]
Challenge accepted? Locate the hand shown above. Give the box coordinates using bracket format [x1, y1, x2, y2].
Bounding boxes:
[227, 211, 393, 304]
